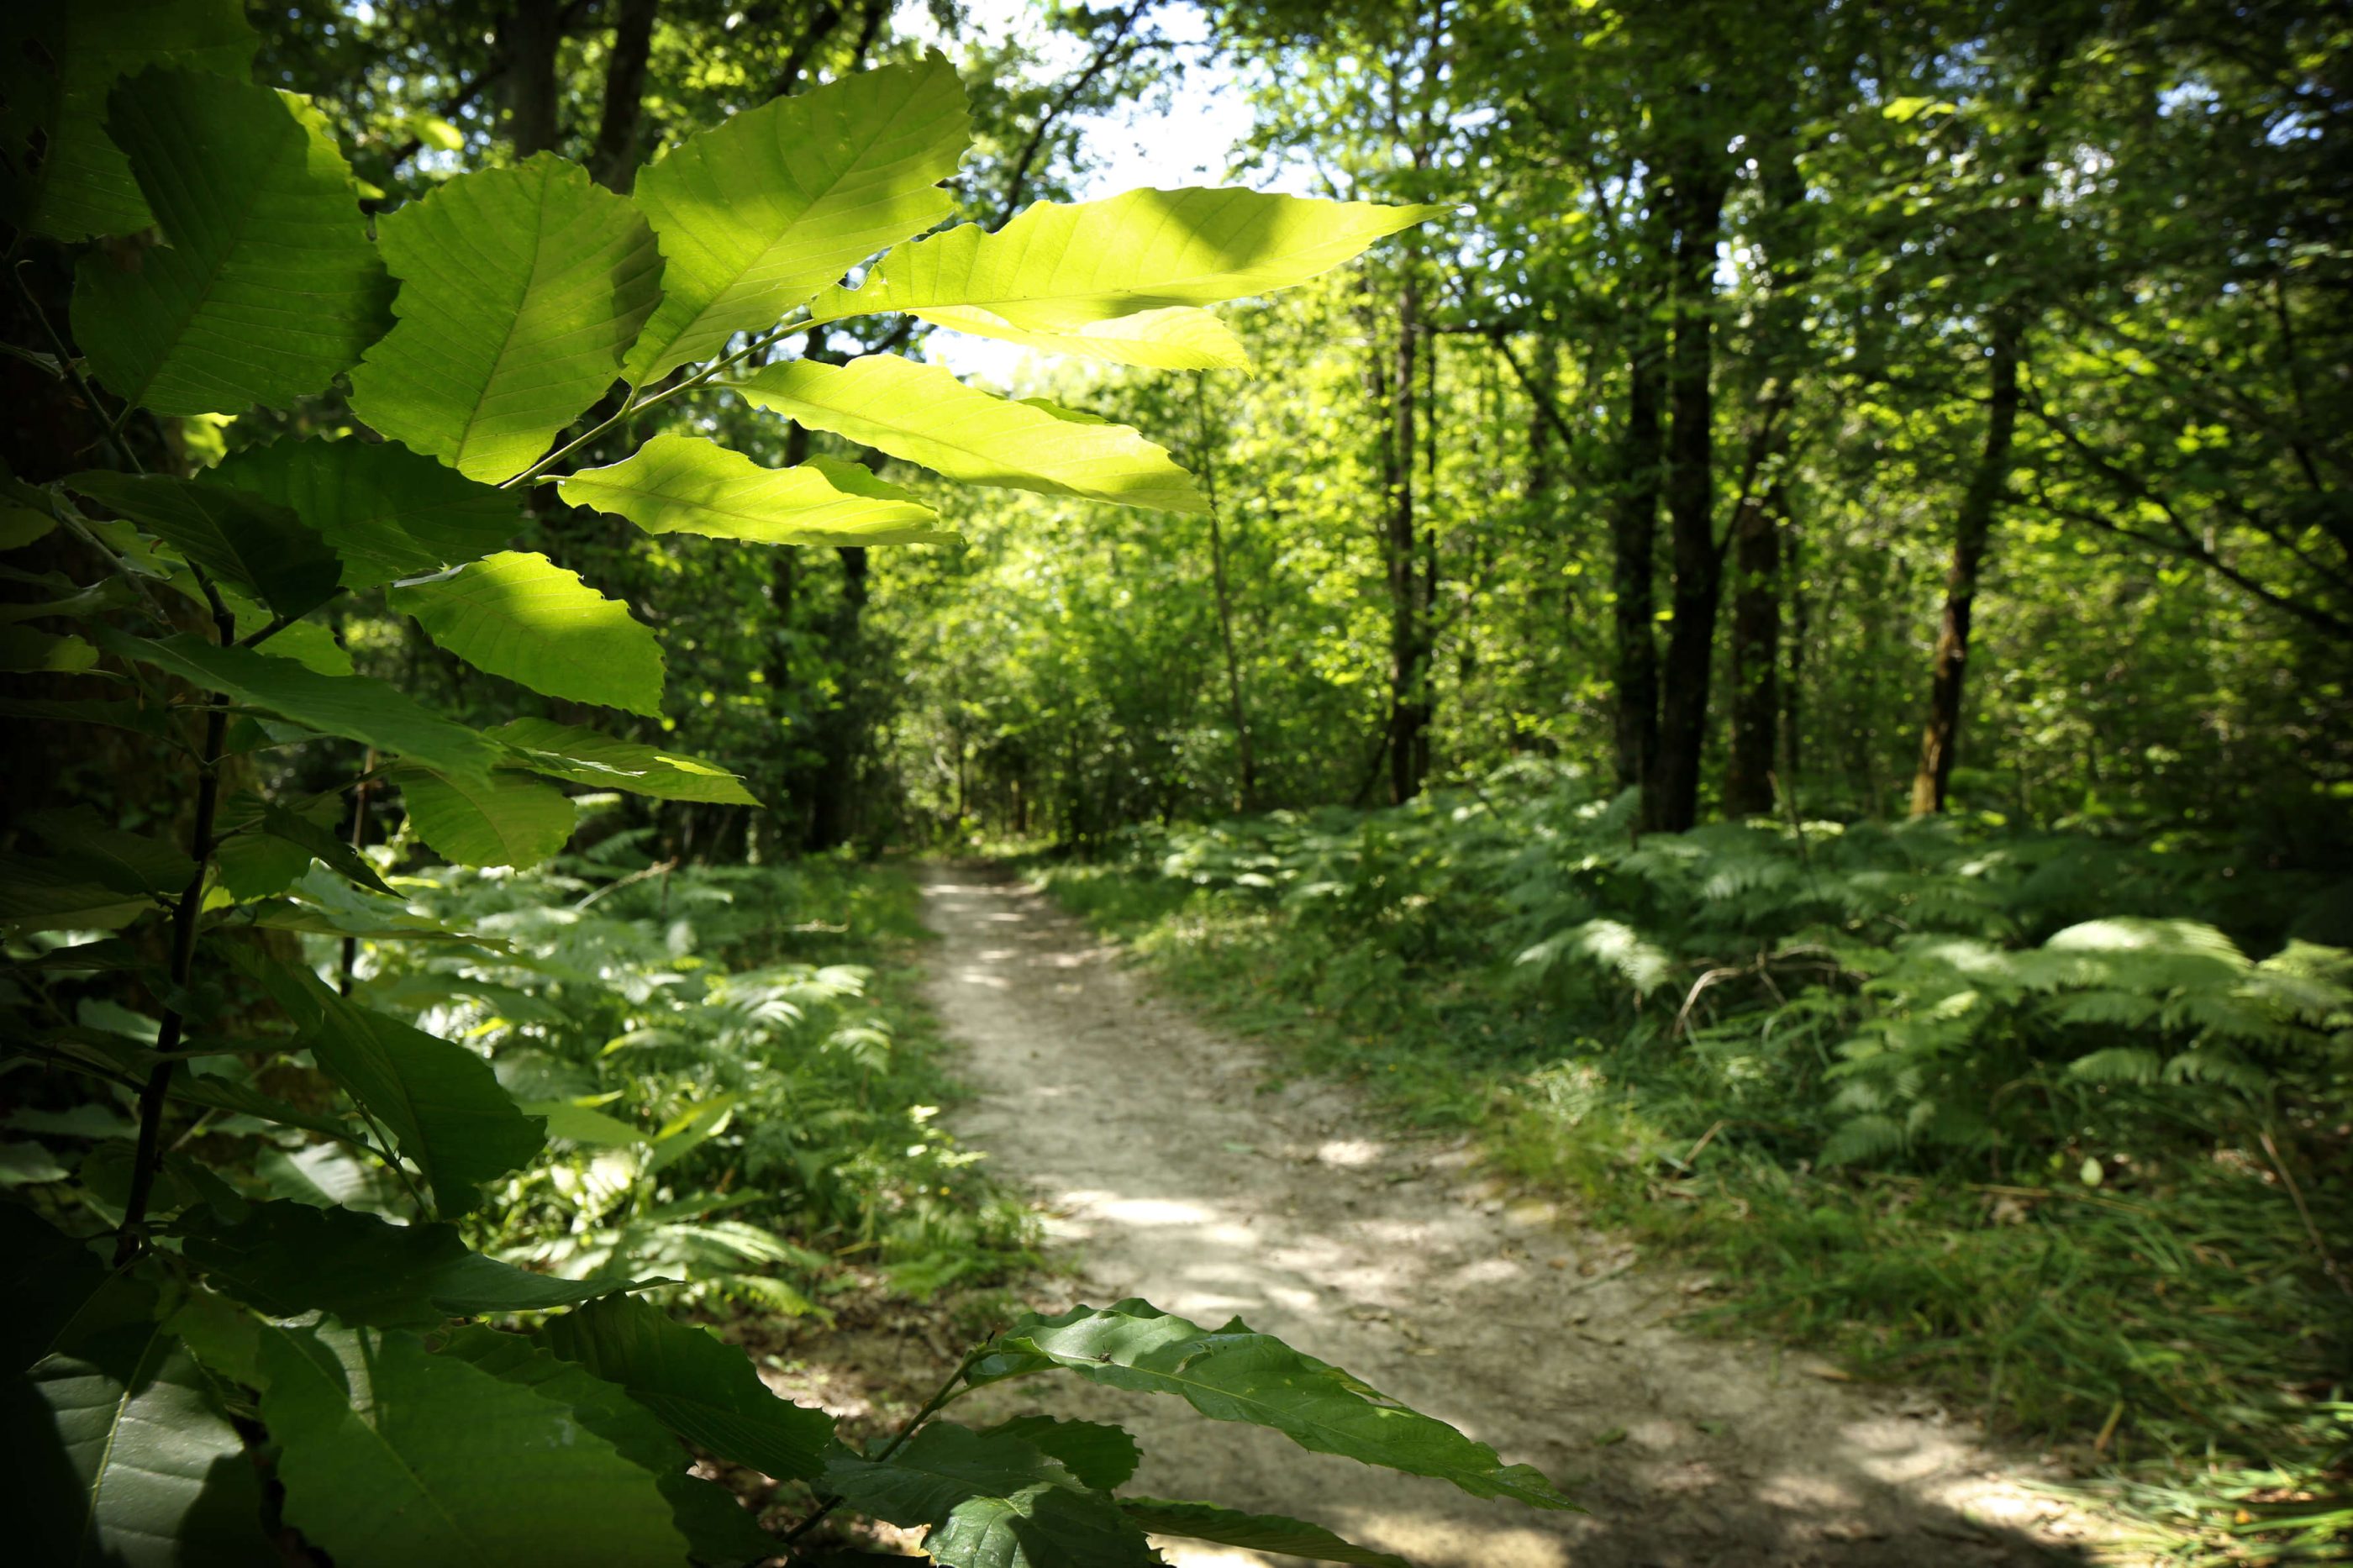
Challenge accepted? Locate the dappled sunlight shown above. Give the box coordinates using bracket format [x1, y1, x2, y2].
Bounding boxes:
[919, 865, 2112, 1567]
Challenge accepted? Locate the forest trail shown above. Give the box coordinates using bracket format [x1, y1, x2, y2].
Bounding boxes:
[916, 864, 2124, 1568]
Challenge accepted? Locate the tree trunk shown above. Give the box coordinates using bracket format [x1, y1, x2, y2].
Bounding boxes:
[1724, 474, 1784, 817]
[1384, 256, 1430, 805]
[1610, 313, 1665, 802]
[1909, 317, 2021, 814]
[1781, 492, 1807, 787]
[1195, 376, 1258, 812]
[805, 545, 868, 850]
[500, 0, 562, 158]
[1650, 160, 1729, 834]
[588, 0, 660, 192]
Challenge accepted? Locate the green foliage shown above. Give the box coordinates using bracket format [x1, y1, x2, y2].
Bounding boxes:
[740, 355, 1209, 513]
[349, 154, 661, 481]
[3, 19, 1473, 1562]
[1033, 771, 2353, 1552]
[71, 69, 389, 415]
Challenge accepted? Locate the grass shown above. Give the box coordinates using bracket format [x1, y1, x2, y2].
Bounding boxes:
[1029, 848, 2351, 1565]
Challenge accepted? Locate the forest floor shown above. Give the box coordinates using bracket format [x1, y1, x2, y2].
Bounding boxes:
[892, 861, 2133, 1568]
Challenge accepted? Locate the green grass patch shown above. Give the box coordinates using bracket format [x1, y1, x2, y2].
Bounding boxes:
[1028, 805, 2352, 1565]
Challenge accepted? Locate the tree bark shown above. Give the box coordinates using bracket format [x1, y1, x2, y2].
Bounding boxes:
[1724, 476, 1784, 817]
[1385, 251, 1430, 805]
[1781, 492, 1807, 786]
[1909, 317, 2021, 814]
[500, 0, 562, 159]
[588, 0, 661, 192]
[1610, 315, 1665, 802]
[1649, 159, 1728, 833]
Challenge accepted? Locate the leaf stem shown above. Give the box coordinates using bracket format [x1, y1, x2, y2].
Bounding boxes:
[114, 567, 238, 1264]
[781, 1350, 979, 1553]
[500, 310, 813, 491]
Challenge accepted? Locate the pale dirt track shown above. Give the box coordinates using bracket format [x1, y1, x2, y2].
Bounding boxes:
[918, 864, 2121, 1568]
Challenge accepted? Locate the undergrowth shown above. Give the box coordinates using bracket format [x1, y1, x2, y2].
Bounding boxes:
[360, 832, 1034, 1321]
[1025, 764, 2353, 1565]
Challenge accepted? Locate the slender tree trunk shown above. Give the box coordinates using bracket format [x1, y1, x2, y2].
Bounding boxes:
[588, 0, 660, 192]
[1195, 375, 1257, 812]
[1650, 160, 1729, 833]
[1781, 494, 1807, 787]
[1610, 312, 1666, 802]
[805, 545, 868, 850]
[1384, 256, 1430, 805]
[1724, 476, 1784, 816]
[1909, 317, 2021, 814]
[501, 0, 562, 158]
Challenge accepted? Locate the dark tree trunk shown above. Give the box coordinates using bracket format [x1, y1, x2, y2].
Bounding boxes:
[1649, 160, 1729, 834]
[1383, 259, 1431, 805]
[1724, 478, 1783, 817]
[500, 0, 562, 158]
[588, 0, 660, 192]
[805, 545, 868, 850]
[1781, 493, 1807, 786]
[1910, 318, 2021, 814]
[1610, 318, 1666, 802]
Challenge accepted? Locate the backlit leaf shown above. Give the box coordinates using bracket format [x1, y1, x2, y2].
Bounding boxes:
[350, 154, 661, 481]
[740, 355, 1205, 513]
[388, 551, 665, 716]
[72, 70, 390, 414]
[558, 431, 950, 546]
[624, 52, 970, 384]
[913, 303, 1253, 371]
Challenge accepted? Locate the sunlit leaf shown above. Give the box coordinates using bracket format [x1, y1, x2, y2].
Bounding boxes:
[559, 431, 951, 547]
[397, 765, 577, 869]
[492, 716, 760, 805]
[740, 355, 1205, 513]
[350, 154, 661, 481]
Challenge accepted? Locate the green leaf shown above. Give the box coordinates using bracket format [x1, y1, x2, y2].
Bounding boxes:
[808, 187, 1443, 342]
[252, 797, 394, 894]
[0, 850, 154, 934]
[388, 551, 666, 716]
[1119, 1499, 1411, 1567]
[213, 791, 339, 902]
[0, 625, 100, 673]
[179, 1200, 641, 1325]
[350, 154, 662, 481]
[740, 355, 1205, 513]
[971, 1299, 1577, 1510]
[205, 436, 522, 591]
[95, 626, 502, 782]
[492, 717, 760, 806]
[540, 1292, 834, 1483]
[260, 1322, 687, 1568]
[0, 0, 257, 240]
[438, 1327, 780, 1566]
[913, 304, 1253, 371]
[624, 52, 971, 385]
[21, 805, 196, 896]
[0, 1208, 113, 1371]
[824, 1422, 1074, 1528]
[71, 70, 391, 415]
[8, 1323, 269, 1567]
[976, 1415, 1140, 1492]
[522, 1098, 646, 1145]
[927, 1485, 1161, 1568]
[256, 960, 544, 1213]
[397, 765, 577, 869]
[66, 471, 339, 618]
[557, 431, 951, 547]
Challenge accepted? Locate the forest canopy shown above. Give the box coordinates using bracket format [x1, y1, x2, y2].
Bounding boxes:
[2, 0, 2348, 1564]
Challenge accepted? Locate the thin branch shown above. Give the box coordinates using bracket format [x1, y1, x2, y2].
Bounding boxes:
[996, 0, 1154, 224]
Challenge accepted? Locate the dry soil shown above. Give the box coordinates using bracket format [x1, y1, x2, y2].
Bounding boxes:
[916, 863, 2124, 1568]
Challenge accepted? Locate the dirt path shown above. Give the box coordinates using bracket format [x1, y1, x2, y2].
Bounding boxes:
[918, 865, 2118, 1567]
